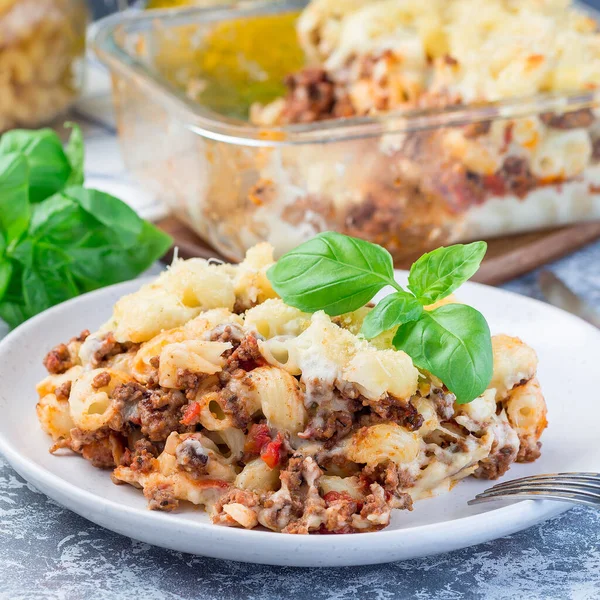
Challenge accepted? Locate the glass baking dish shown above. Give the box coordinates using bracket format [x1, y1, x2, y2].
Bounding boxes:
[91, 0, 600, 263]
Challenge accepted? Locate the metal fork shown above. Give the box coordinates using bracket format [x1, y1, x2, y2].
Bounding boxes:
[468, 473, 600, 509]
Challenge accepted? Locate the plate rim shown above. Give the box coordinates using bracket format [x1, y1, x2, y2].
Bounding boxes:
[1, 273, 594, 565]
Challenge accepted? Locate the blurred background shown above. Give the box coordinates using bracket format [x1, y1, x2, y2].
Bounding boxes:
[88, 0, 600, 18]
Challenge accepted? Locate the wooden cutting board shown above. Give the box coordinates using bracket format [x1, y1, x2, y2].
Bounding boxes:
[158, 216, 600, 286]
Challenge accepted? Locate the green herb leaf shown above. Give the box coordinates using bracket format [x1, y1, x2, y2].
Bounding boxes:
[0, 120, 174, 329]
[64, 123, 84, 185]
[0, 301, 27, 329]
[408, 242, 487, 305]
[68, 221, 173, 292]
[64, 187, 143, 247]
[267, 231, 398, 315]
[0, 261, 13, 302]
[0, 153, 30, 244]
[0, 128, 71, 203]
[29, 194, 83, 243]
[393, 304, 493, 403]
[360, 291, 423, 340]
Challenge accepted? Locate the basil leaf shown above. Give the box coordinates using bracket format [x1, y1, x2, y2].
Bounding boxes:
[9, 238, 34, 268]
[0, 301, 27, 329]
[393, 304, 493, 404]
[65, 122, 84, 185]
[408, 242, 487, 305]
[0, 129, 71, 203]
[64, 187, 143, 247]
[22, 264, 79, 318]
[0, 153, 30, 244]
[30, 194, 81, 239]
[267, 232, 398, 315]
[0, 261, 12, 302]
[69, 222, 172, 292]
[360, 291, 423, 340]
[0, 123, 174, 329]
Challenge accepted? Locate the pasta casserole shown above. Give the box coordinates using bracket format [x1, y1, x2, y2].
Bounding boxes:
[36, 244, 547, 533]
[245, 0, 600, 256]
[96, 0, 600, 265]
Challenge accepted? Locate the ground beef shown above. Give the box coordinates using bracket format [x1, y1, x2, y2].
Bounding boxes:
[175, 368, 203, 400]
[362, 461, 414, 511]
[225, 333, 265, 372]
[120, 438, 158, 474]
[301, 410, 354, 446]
[91, 333, 137, 367]
[321, 491, 361, 533]
[358, 483, 391, 529]
[175, 437, 209, 477]
[109, 381, 146, 430]
[208, 323, 245, 347]
[44, 330, 90, 374]
[81, 439, 119, 469]
[54, 381, 72, 401]
[540, 108, 594, 130]
[213, 489, 259, 527]
[500, 156, 537, 198]
[139, 388, 190, 442]
[363, 461, 415, 491]
[279, 67, 355, 124]
[260, 455, 314, 531]
[68, 428, 123, 469]
[303, 377, 336, 407]
[68, 427, 108, 450]
[359, 398, 424, 431]
[517, 440, 542, 463]
[280, 456, 326, 534]
[474, 444, 518, 479]
[429, 388, 456, 421]
[43, 343, 73, 375]
[73, 330, 91, 343]
[219, 384, 253, 429]
[334, 380, 362, 400]
[144, 482, 179, 511]
[300, 385, 362, 445]
[91, 371, 111, 390]
[113, 382, 146, 406]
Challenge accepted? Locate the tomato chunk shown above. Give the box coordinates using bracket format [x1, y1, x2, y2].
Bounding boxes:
[181, 401, 202, 426]
[244, 423, 272, 455]
[261, 433, 284, 469]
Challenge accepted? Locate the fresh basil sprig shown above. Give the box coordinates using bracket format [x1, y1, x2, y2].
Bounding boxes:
[267, 232, 399, 315]
[360, 290, 423, 340]
[408, 241, 487, 305]
[393, 304, 492, 404]
[268, 232, 492, 403]
[0, 124, 172, 328]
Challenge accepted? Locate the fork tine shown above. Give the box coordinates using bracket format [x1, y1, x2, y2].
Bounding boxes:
[489, 473, 600, 490]
[470, 485, 600, 511]
[489, 478, 600, 493]
[468, 489, 600, 509]
[476, 484, 600, 499]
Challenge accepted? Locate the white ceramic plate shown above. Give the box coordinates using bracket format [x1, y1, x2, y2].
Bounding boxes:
[0, 274, 598, 567]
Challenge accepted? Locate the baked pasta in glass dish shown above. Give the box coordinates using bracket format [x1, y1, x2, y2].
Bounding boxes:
[36, 239, 547, 534]
[93, 0, 600, 263]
